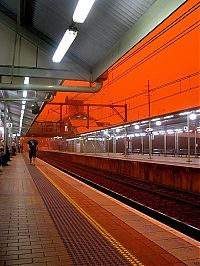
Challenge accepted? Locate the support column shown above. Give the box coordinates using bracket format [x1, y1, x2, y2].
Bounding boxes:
[187, 115, 191, 162]
[164, 132, 167, 156]
[113, 135, 116, 154]
[141, 132, 144, 155]
[124, 127, 128, 156]
[176, 132, 179, 155]
[148, 123, 152, 159]
[94, 132, 97, 155]
[194, 130, 197, 156]
[4, 107, 7, 154]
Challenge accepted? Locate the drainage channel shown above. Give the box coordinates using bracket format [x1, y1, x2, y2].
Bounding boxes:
[25, 159, 137, 266]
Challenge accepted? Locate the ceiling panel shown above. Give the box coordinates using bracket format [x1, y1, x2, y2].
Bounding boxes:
[32, 0, 156, 68]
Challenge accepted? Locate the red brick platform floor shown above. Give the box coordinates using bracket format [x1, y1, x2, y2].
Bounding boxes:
[0, 155, 72, 266]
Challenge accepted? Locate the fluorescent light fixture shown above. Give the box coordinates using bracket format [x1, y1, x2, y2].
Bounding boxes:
[23, 91, 27, 98]
[52, 29, 78, 63]
[164, 115, 174, 119]
[151, 118, 160, 121]
[189, 113, 197, 120]
[155, 121, 162, 126]
[73, 0, 95, 23]
[175, 129, 183, 133]
[179, 111, 190, 116]
[115, 126, 124, 129]
[22, 105, 25, 110]
[167, 130, 174, 134]
[141, 120, 148, 124]
[22, 100, 26, 105]
[24, 77, 29, 84]
[116, 128, 121, 133]
[153, 131, 159, 135]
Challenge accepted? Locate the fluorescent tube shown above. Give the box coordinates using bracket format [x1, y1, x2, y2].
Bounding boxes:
[73, 0, 95, 23]
[23, 91, 27, 98]
[52, 29, 78, 63]
[24, 77, 29, 84]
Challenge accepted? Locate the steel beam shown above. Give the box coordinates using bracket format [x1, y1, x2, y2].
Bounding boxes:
[0, 10, 91, 81]
[0, 65, 85, 80]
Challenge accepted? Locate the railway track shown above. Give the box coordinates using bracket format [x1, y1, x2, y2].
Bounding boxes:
[38, 152, 200, 241]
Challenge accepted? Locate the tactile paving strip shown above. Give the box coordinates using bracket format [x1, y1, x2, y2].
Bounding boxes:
[26, 160, 138, 266]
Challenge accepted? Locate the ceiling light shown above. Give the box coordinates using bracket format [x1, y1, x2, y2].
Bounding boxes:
[179, 111, 190, 116]
[164, 115, 174, 119]
[153, 131, 159, 135]
[23, 91, 27, 98]
[24, 77, 29, 84]
[155, 121, 162, 126]
[151, 118, 160, 122]
[52, 28, 78, 63]
[22, 105, 25, 110]
[73, 0, 95, 23]
[175, 129, 183, 133]
[134, 125, 140, 130]
[189, 113, 197, 120]
[22, 100, 26, 105]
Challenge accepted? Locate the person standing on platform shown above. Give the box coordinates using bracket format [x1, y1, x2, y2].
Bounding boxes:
[27, 138, 38, 165]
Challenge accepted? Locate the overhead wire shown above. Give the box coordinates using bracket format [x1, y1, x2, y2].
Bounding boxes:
[83, 1, 200, 103]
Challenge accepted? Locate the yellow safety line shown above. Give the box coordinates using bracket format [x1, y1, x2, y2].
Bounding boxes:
[36, 164, 145, 266]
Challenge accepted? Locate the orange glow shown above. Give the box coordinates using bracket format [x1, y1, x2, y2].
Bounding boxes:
[33, 0, 199, 136]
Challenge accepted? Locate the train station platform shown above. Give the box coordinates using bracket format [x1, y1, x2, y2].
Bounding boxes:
[0, 155, 199, 266]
